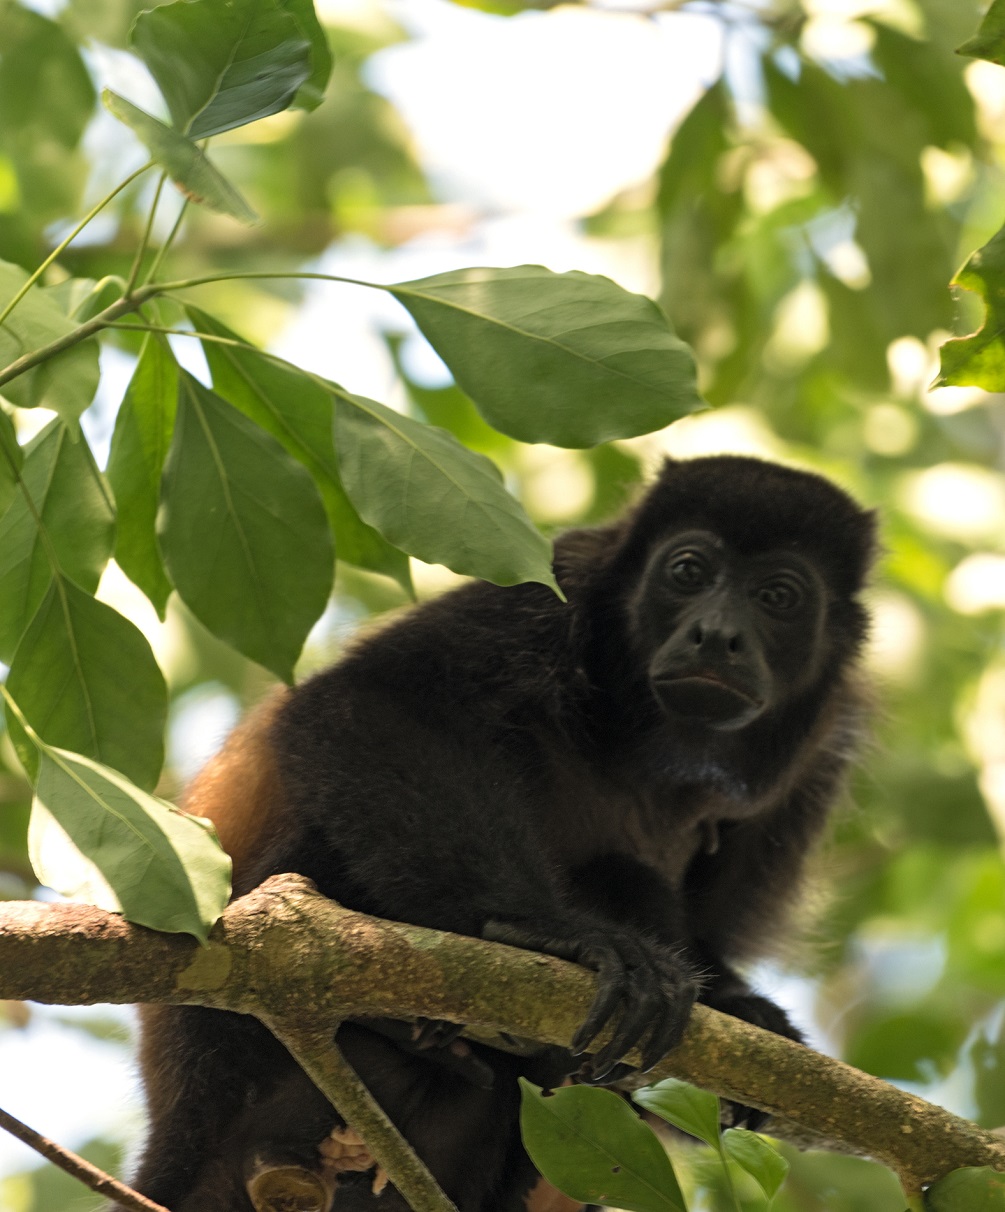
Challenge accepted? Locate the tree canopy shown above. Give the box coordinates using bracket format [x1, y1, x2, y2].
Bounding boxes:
[2, 0, 1005, 1208]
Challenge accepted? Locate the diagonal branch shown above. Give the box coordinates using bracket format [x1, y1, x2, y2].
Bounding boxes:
[1, 873, 1003, 1199]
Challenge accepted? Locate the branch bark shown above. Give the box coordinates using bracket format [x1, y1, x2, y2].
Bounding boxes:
[1, 873, 1002, 1198]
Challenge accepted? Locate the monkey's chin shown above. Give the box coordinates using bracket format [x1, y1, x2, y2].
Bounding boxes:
[651, 676, 765, 731]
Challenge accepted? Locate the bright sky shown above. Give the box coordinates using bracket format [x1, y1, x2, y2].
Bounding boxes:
[369, 0, 722, 217]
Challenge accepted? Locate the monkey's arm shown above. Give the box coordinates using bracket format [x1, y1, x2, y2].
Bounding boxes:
[568, 850, 803, 1042]
[271, 685, 698, 1081]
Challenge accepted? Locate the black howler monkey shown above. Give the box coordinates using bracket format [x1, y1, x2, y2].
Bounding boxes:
[126, 455, 875, 1212]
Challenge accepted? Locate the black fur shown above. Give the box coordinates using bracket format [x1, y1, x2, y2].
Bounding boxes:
[126, 456, 875, 1212]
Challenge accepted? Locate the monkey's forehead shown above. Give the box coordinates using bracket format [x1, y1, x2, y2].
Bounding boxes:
[630, 456, 877, 590]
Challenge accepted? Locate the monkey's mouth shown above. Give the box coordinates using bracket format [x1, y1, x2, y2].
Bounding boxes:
[651, 672, 765, 730]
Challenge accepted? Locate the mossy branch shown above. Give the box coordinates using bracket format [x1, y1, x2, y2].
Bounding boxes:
[0, 873, 1002, 1200]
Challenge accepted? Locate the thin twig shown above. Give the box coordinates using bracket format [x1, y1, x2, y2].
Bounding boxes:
[0, 1104, 169, 1212]
[269, 1021, 458, 1212]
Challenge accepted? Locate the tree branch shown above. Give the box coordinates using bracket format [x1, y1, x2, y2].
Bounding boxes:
[1, 874, 1002, 1197]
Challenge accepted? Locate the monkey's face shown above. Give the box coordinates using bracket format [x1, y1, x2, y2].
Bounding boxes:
[629, 529, 828, 733]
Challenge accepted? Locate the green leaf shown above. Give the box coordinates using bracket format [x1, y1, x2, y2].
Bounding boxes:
[958, 0, 1005, 65]
[0, 259, 100, 422]
[159, 372, 334, 681]
[26, 742, 229, 941]
[106, 336, 178, 618]
[0, 407, 22, 520]
[0, 418, 114, 663]
[519, 1081, 686, 1212]
[102, 90, 258, 224]
[187, 307, 410, 589]
[332, 390, 558, 592]
[389, 266, 703, 448]
[722, 1130, 789, 1201]
[0, 5, 96, 151]
[925, 1167, 1005, 1211]
[130, 0, 312, 139]
[5, 578, 167, 791]
[282, 0, 332, 110]
[632, 1079, 721, 1148]
[937, 223, 1005, 392]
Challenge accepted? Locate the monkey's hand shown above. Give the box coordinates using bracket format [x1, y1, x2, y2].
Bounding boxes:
[355, 1016, 497, 1088]
[482, 919, 699, 1083]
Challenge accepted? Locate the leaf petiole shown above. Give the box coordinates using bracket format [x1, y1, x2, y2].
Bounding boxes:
[0, 162, 154, 330]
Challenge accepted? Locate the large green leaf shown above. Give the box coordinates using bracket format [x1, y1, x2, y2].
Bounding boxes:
[519, 1082, 685, 1212]
[106, 336, 178, 618]
[282, 0, 332, 111]
[188, 307, 410, 588]
[925, 1167, 1005, 1211]
[102, 90, 257, 224]
[0, 407, 22, 521]
[131, 0, 312, 139]
[0, 419, 114, 663]
[388, 266, 703, 448]
[936, 223, 1005, 392]
[26, 742, 229, 941]
[5, 578, 167, 790]
[0, 259, 100, 421]
[958, 0, 1005, 65]
[0, 5, 95, 228]
[159, 372, 334, 681]
[0, 5, 96, 152]
[333, 391, 558, 592]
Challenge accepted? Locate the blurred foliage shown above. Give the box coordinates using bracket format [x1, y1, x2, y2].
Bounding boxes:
[0, 1136, 119, 1212]
[1, 0, 1005, 1206]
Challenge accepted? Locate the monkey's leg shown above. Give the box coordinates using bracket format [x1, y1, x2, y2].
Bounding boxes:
[129, 1006, 338, 1212]
[328, 1024, 567, 1212]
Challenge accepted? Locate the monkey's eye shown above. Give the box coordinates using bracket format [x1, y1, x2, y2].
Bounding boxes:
[668, 553, 710, 591]
[754, 577, 803, 613]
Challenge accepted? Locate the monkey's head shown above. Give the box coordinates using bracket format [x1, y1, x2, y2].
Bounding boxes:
[631, 526, 830, 731]
[579, 456, 876, 740]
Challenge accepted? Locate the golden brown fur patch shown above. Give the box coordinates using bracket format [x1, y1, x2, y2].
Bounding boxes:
[181, 690, 290, 879]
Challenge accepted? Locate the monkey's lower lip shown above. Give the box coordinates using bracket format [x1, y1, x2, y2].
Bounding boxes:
[651, 674, 764, 726]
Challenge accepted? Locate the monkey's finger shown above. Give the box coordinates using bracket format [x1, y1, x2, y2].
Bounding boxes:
[638, 991, 694, 1073]
[588, 970, 666, 1080]
[638, 969, 698, 1071]
[570, 951, 628, 1056]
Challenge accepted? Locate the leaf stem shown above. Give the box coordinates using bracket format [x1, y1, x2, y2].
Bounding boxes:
[144, 196, 190, 285]
[126, 171, 167, 295]
[103, 320, 336, 392]
[0, 287, 159, 389]
[149, 269, 382, 295]
[0, 162, 154, 330]
[0, 685, 35, 740]
[0, 268, 374, 393]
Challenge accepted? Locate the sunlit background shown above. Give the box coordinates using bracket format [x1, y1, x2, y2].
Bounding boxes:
[2, 0, 1005, 1207]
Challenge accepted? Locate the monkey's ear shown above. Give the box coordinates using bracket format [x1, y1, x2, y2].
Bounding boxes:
[553, 522, 628, 596]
